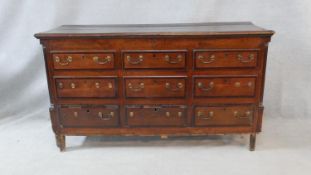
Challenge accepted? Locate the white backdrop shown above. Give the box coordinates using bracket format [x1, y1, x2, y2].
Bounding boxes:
[1, 0, 311, 120]
[1, 1, 311, 175]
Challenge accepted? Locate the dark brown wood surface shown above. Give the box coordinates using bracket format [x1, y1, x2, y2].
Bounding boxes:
[34, 22, 274, 38]
[35, 22, 274, 151]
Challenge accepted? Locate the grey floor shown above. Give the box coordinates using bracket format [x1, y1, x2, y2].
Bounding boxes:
[0, 110, 310, 175]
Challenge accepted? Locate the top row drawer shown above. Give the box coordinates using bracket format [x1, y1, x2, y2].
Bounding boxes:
[123, 51, 186, 69]
[52, 50, 258, 70]
[194, 50, 258, 69]
[53, 52, 114, 70]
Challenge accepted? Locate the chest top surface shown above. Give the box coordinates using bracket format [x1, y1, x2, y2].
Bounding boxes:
[34, 22, 274, 39]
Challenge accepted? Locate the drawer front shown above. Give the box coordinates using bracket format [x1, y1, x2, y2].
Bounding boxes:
[53, 53, 114, 69]
[194, 77, 256, 97]
[126, 105, 187, 127]
[125, 78, 186, 98]
[59, 105, 119, 127]
[56, 78, 117, 98]
[194, 50, 257, 69]
[194, 105, 254, 126]
[123, 51, 186, 69]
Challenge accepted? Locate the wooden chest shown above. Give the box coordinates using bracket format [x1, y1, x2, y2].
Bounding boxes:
[35, 22, 274, 151]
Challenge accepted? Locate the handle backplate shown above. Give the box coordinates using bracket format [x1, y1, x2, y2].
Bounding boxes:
[54, 56, 72, 66]
[197, 54, 215, 64]
[237, 53, 255, 63]
[197, 81, 214, 91]
[164, 54, 183, 64]
[165, 82, 183, 91]
[93, 55, 112, 64]
[197, 111, 214, 120]
[128, 82, 145, 92]
[127, 55, 144, 64]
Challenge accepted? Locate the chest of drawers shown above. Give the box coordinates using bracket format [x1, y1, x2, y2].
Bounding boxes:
[35, 22, 274, 151]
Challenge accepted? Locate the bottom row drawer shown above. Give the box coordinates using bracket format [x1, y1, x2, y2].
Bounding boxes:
[58, 105, 254, 128]
[194, 105, 254, 126]
[59, 105, 119, 127]
[125, 105, 187, 127]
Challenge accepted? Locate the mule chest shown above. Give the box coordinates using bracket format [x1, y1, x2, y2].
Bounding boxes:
[35, 22, 274, 151]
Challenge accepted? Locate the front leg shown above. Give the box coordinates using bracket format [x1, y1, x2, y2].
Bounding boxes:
[249, 133, 256, 151]
[55, 134, 66, 152]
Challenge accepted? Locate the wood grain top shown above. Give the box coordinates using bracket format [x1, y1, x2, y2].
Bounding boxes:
[35, 22, 274, 39]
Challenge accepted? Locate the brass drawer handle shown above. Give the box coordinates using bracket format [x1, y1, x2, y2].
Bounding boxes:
[233, 110, 252, 118]
[247, 82, 253, 87]
[70, 83, 76, 89]
[73, 111, 78, 117]
[95, 82, 113, 89]
[235, 81, 253, 88]
[108, 82, 113, 89]
[127, 55, 144, 64]
[95, 82, 100, 88]
[128, 82, 144, 92]
[197, 81, 214, 91]
[178, 111, 182, 117]
[58, 82, 64, 89]
[98, 111, 114, 120]
[164, 54, 183, 64]
[165, 82, 183, 91]
[129, 111, 134, 117]
[237, 53, 255, 63]
[54, 56, 72, 66]
[197, 111, 214, 120]
[165, 112, 170, 117]
[197, 54, 215, 64]
[93, 55, 112, 64]
[234, 82, 241, 87]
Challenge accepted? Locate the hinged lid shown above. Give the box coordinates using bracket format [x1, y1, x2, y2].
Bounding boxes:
[34, 22, 274, 39]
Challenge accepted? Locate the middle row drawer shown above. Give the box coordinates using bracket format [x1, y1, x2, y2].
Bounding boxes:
[55, 76, 256, 98]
